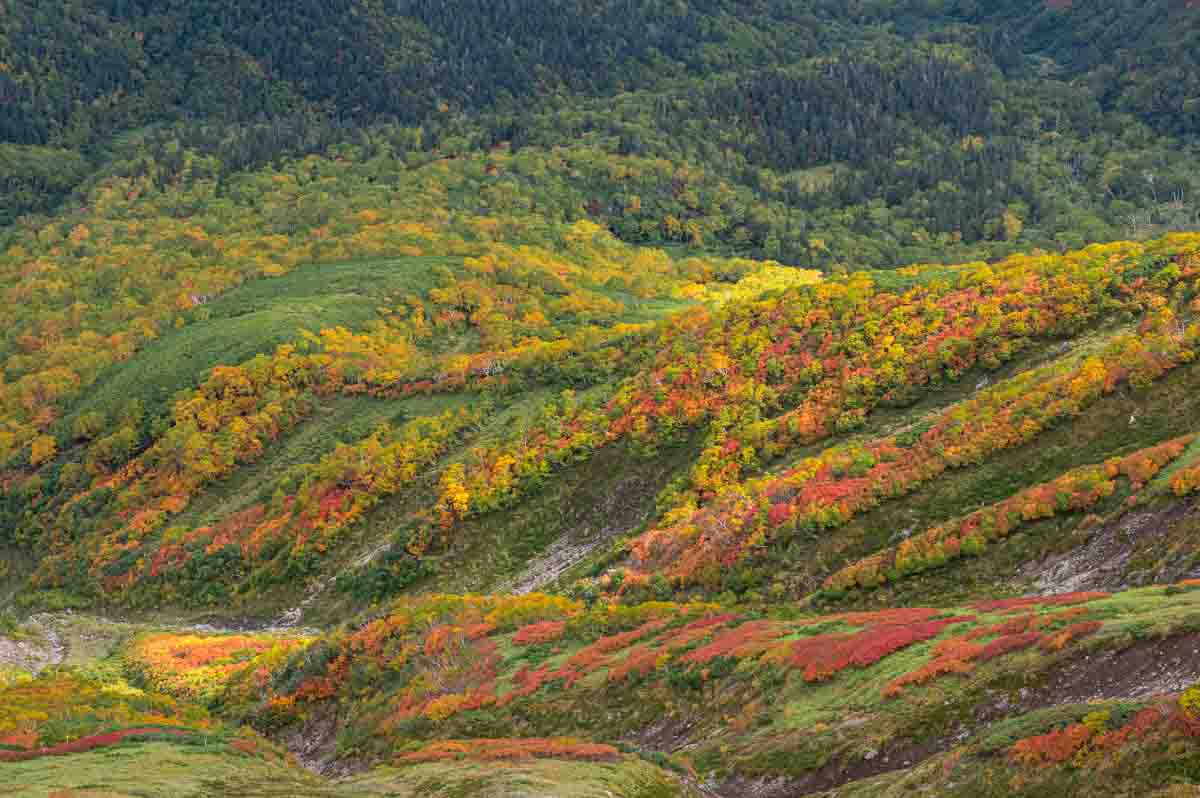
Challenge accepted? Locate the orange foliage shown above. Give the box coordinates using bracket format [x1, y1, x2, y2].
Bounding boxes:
[788, 619, 962, 682]
[680, 620, 788, 664]
[633, 313, 1199, 589]
[1040, 621, 1103, 652]
[972, 592, 1110, 613]
[1171, 463, 1200, 497]
[1009, 723, 1093, 766]
[128, 632, 309, 700]
[513, 621, 568, 646]
[977, 632, 1044, 662]
[607, 646, 662, 683]
[0, 731, 38, 750]
[883, 656, 974, 698]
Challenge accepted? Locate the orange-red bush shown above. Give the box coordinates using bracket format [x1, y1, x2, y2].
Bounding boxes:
[513, 621, 568, 646]
[977, 632, 1043, 662]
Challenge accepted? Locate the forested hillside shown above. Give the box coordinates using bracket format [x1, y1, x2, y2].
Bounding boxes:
[4, 0, 1198, 255]
[2, 2, 1200, 797]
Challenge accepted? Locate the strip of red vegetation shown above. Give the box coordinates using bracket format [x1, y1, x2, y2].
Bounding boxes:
[977, 631, 1044, 662]
[1010, 702, 1200, 768]
[972, 592, 1110, 613]
[680, 619, 788, 664]
[828, 438, 1195, 594]
[789, 617, 971, 682]
[883, 608, 1104, 698]
[0, 727, 193, 762]
[513, 620, 568, 646]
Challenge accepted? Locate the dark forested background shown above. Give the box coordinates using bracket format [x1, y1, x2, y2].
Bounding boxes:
[2, 0, 1198, 262]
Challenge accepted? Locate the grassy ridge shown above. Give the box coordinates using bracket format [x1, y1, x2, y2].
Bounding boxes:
[55, 256, 463, 439]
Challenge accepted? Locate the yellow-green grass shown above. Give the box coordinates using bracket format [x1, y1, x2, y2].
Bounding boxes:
[56, 255, 464, 441]
[0, 740, 337, 798]
[342, 757, 695, 798]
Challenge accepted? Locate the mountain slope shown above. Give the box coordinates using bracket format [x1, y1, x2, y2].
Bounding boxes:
[3, 3, 1200, 796]
[4, 233, 1200, 797]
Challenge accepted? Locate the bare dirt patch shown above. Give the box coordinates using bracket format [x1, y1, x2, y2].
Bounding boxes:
[714, 740, 943, 798]
[1031, 497, 1200, 594]
[1032, 632, 1200, 704]
[0, 615, 64, 673]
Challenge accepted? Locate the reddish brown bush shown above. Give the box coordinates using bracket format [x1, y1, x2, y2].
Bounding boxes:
[973, 592, 1109, 613]
[1010, 723, 1092, 766]
[680, 620, 786, 665]
[883, 656, 974, 698]
[977, 632, 1043, 662]
[513, 621, 568, 646]
[1040, 621, 1103, 652]
[789, 619, 960, 682]
[607, 646, 661, 683]
[0, 727, 192, 763]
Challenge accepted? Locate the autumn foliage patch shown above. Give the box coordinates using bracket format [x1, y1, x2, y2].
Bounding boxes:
[971, 592, 1110, 613]
[788, 618, 966, 682]
[0, 726, 194, 763]
[1008, 702, 1196, 769]
[128, 632, 310, 701]
[827, 436, 1195, 594]
[513, 621, 568, 646]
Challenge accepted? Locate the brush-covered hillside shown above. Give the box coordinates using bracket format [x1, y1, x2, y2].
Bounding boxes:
[3, 2, 1200, 796]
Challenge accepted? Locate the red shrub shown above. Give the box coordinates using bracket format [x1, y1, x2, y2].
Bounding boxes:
[680, 620, 787, 665]
[496, 664, 555, 706]
[977, 632, 1043, 662]
[789, 619, 959, 682]
[835, 608, 943, 627]
[883, 656, 974, 697]
[0, 727, 192, 763]
[973, 592, 1109, 613]
[424, 625, 457, 656]
[564, 647, 608, 674]
[654, 616, 739, 653]
[1010, 723, 1092, 766]
[1040, 621, 1103, 652]
[543, 664, 583, 688]
[993, 614, 1036, 635]
[607, 646, 661, 683]
[1095, 707, 1166, 750]
[1172, 709, 1200, 738]
[678, 613, 739, 632]
[464, 622, 496, 640]
[475, 739, 618, 762]
[931, 636, 986, 661]
[1040, 591, 1110, 607]
[593, 620, 668, 653]
[973, 597, 1039, 612]
[958, 626, 993, 642]
[230, 738, 259, 755]
[459, 681, 499, 712]
[0, 731, 37, 750]
[513, 621, 568, 646]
